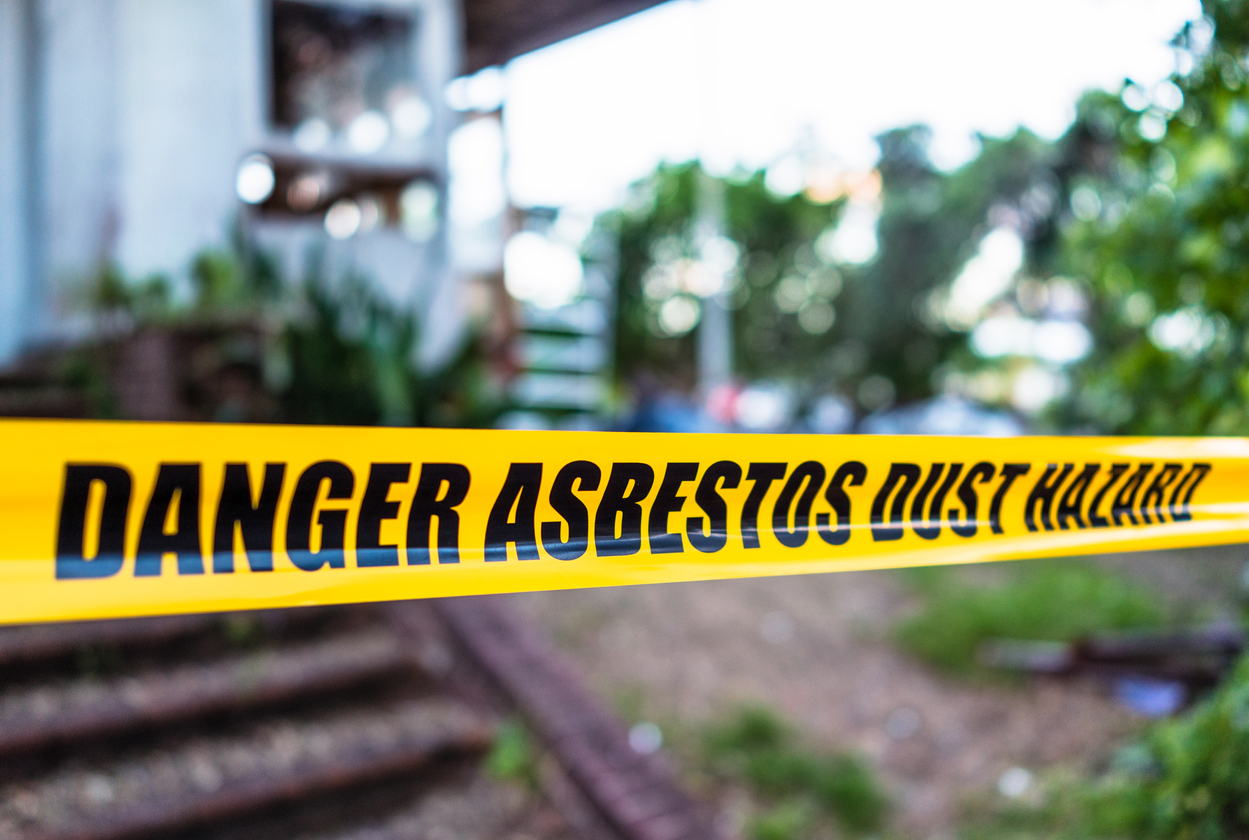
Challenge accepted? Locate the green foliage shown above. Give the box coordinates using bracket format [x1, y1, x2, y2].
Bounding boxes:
[274, 249, 499, 427]
[90, 263, 175, 322]
[959, 786, 1090, 840]
[600, 0, 1249, 432]
[706, 705, 789, 754]
[278, 268, 418, 426]
[957, 654, 1249, 840]
[274, 256, 501, 427]
[486, 718, 538, 788]
[605, 163, 845, 389]
[1048, 0, 1249, 434]
[601, 131, 1064, 414]
[895, 561, 1166, 675]
[1091, 652, 1249, 839]
[190, 245, 281, 312]
[81, 238, 500, 428]
[704, 706, 888, 837]
[860, 127, 1059, 399]
[749, 800, 818, 840]
[91, 231, 281, 323]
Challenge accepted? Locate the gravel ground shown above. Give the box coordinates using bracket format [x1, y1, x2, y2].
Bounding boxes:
[302, 774, 575, 840]
[510, 545, 1247, 838]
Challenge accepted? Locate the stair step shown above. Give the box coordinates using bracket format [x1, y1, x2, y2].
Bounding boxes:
[0, 633, 411, 757]
[0, 700, 491, 840]
[0, 616, 217, 670]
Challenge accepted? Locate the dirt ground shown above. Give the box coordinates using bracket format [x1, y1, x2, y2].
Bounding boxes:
[509, 545, 1247, 839]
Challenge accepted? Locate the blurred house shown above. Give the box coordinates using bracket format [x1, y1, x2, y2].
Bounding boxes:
[0, 0, 658, 368]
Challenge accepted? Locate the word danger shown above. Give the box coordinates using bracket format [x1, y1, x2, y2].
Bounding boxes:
[54, 458, 1211, 579]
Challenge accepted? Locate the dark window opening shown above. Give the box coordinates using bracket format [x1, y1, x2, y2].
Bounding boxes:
[270, 0, 418, 133]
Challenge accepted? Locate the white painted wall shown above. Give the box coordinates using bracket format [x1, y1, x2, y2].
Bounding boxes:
[115, 0, 264, 287]
[36, 0, 121, 340]
[0, 0, 33, 361]
[2, 0, 467, 367]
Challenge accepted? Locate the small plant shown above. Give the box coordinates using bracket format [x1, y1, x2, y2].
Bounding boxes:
[704, 706, 888, 838]
[486, 718, 538, 789]
[706, 705, 788, 755]
[222, 615, 263, 647]
[749, 799, 817, 840]
[895, 560, 1166, 676]
[89, 263, 175, 323]
[279, 269, 418, 426]
[75, 242, 502, 428]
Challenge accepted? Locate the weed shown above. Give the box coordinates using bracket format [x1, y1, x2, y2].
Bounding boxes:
[749, 799, 817, 840]
[813, 755, 889, 832]
[704, 706, 888, 837]
[956, 769, 1093, 840]
[222, 615, 263, 647]
[486, 718, 538, 788]
[895, 560, 1166, 676]
[706, 705, 788, 754]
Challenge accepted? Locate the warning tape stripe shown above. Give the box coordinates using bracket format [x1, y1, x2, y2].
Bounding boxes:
[1, 419, 1246, 624]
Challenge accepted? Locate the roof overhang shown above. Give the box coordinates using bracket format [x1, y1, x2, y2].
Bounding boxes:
[462, 0, 666, 73]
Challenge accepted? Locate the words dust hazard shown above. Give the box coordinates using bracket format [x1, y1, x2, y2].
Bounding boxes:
[1, 419, 1246, 623]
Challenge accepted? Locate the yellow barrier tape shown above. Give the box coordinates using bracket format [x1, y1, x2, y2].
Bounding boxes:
[1, 419, 1246, 624]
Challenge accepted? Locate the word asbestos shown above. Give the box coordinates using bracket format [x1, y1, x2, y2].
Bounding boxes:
[55, 458, 1212, 580]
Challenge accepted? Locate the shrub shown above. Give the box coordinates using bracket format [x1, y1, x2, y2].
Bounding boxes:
[958, 655, 1249, 840]
[1090, 653, 1249, 839]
